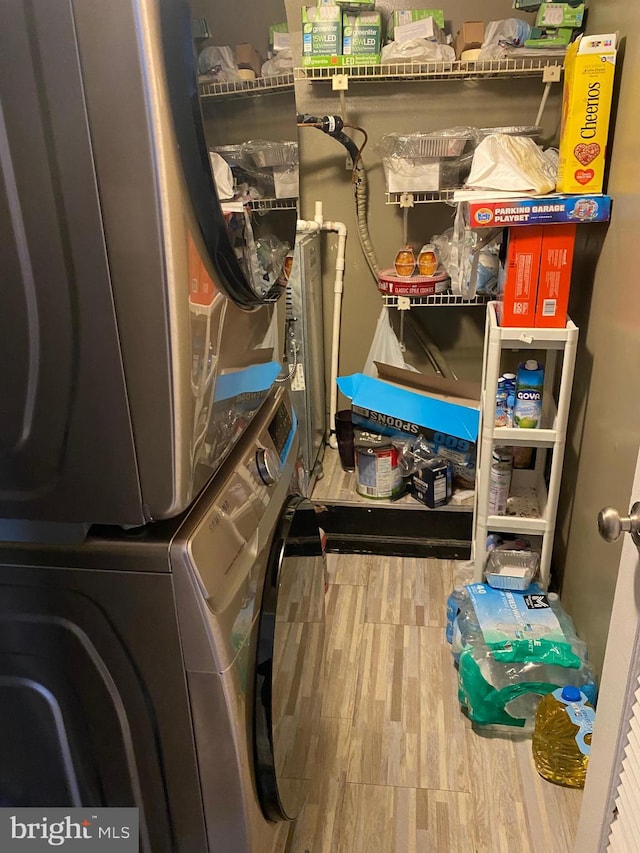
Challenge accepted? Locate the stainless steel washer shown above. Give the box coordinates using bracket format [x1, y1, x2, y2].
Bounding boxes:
[0, 387, 326, 852]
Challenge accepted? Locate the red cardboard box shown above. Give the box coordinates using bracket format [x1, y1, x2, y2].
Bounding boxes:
[497, 227, 544, 327]
[534, 224, 577, 328]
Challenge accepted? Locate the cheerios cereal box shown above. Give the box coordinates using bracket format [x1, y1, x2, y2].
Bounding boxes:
[557, 33, 617, 195]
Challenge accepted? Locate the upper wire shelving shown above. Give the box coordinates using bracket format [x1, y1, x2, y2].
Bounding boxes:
[199, 73, 295, 100]
[295, 57, 563, 83]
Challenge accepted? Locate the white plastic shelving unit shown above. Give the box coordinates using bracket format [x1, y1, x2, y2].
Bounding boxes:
[473, 302, 578, 589]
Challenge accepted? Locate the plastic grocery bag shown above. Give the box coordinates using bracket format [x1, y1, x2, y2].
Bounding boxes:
[198, 46, 240, 81]
[466, 134, 557, 195]
[261, 49, 293, 76]
[381, 39, 455, 64]
[477, 18, 532, 60]
[362, 307, 417, 377]
[208, 152, 235, 200]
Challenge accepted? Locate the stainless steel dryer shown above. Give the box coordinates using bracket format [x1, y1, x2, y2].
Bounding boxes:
[0, 387, 326, 852]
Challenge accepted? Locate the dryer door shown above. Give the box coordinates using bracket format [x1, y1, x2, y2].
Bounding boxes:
[253, 496, 325, 822]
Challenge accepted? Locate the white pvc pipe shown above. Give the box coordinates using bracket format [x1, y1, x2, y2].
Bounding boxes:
[535, 81, 552, 129]
[296, 206, 348, 450]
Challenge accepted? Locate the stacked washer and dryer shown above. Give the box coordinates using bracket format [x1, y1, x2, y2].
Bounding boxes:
[0, 1, 325, 850]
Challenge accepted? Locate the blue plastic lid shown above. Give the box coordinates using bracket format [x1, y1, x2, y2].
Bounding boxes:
[561, 685, 582, 702]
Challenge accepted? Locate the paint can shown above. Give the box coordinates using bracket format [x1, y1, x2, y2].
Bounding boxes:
[355, 432, 403, 500]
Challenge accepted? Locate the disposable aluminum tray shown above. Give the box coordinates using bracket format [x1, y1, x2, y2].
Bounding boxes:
[475, 125, 542, 139]
[210, 145, 246, 167]
[399, 134, 470, 158]
[485, 549, 540, 591]
[246, 141, 299, 167]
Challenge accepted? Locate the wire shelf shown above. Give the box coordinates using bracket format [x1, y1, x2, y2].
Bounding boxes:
[386, 190, 457, 205]
[383, 293, 491, 308]
[295, 57, 563, 82]
[248, 197, 298, 211]
[199, 73, 295, 99]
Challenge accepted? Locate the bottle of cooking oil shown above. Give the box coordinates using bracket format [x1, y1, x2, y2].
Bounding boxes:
[532, 686, 595, 788]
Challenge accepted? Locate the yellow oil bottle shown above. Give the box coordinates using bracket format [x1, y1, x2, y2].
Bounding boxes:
[532, 685, 595, 788]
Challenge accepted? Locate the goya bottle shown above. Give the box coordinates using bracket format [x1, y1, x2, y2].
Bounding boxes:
[513, 360, 544, 429]
[532, 685, 595, 788]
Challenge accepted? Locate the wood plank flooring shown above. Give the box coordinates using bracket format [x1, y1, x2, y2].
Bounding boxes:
[285, 554, 582, 853]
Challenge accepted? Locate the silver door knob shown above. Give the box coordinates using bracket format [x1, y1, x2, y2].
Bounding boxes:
[598, 503, 640, 545]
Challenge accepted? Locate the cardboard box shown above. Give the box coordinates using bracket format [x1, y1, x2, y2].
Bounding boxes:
[269, 23, 290, 51]
[534, 224, 576, 328]
[235, 43, 262, 77]
[395, 16, 442, 44]
[302, 6, 342, 57]
[337, 366, 480, 488]
[383, 157, 459, 193]
[536, 3, 585, 29]
[387, 9, 445, 43]
[301, 53, 380, 67]
[409, 458, 453, 508]
[467, 194, 612, 227]
[336, 0, 376, 8]
[497, 227, 544, 327]
[557, 33, 617, 194]
[343, 12, 381, 56]
[455, 21, 484, 57]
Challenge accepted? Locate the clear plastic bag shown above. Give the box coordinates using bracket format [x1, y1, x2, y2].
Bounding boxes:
[239, 212, 289, 301]
[198, 46, 241, 82]
[381, 39, 455, 64]
[393, 435, 435, 477]
[454, 586, 597, 729]
[244, 140, 299, 168]
[477, 19, 532, 60]
[379, 129, 473, 160]
[261, 48, 293, 77]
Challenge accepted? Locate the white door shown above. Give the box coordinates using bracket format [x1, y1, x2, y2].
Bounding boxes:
[573, 448, 640, 851]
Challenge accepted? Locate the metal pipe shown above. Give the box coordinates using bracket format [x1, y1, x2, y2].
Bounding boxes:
[403, 312, 458, 379]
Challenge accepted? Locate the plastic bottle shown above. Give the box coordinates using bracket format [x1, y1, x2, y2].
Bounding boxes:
[451, 595, 482, 661]
[495, 379, 508, 427]
[532, 685, 595, 788]
[547, 593, 589, 666]
[488, 446, 513, 515]
[446, 585, 467, 644]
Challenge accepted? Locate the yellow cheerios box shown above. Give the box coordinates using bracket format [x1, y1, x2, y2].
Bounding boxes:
[557, 33, 617, 194]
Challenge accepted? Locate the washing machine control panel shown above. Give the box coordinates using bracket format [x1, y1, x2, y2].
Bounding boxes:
[268, 401, 294, 463]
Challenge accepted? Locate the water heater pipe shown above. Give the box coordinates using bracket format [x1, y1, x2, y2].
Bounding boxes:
[297, 202, 347, 449]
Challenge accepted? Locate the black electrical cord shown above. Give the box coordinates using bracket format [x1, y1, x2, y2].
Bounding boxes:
[296, 113, 379, 279]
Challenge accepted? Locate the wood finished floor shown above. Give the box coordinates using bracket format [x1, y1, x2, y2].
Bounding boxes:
[285, 554, 582, 853]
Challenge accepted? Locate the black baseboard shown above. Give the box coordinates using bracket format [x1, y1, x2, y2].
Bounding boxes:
[313, 502, 472, 559]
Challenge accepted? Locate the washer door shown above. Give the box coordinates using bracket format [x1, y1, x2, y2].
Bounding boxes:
[253, 496, 325, 822]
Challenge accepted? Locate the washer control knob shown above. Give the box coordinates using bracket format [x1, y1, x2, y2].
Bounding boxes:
[256, 448, 280, 486]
